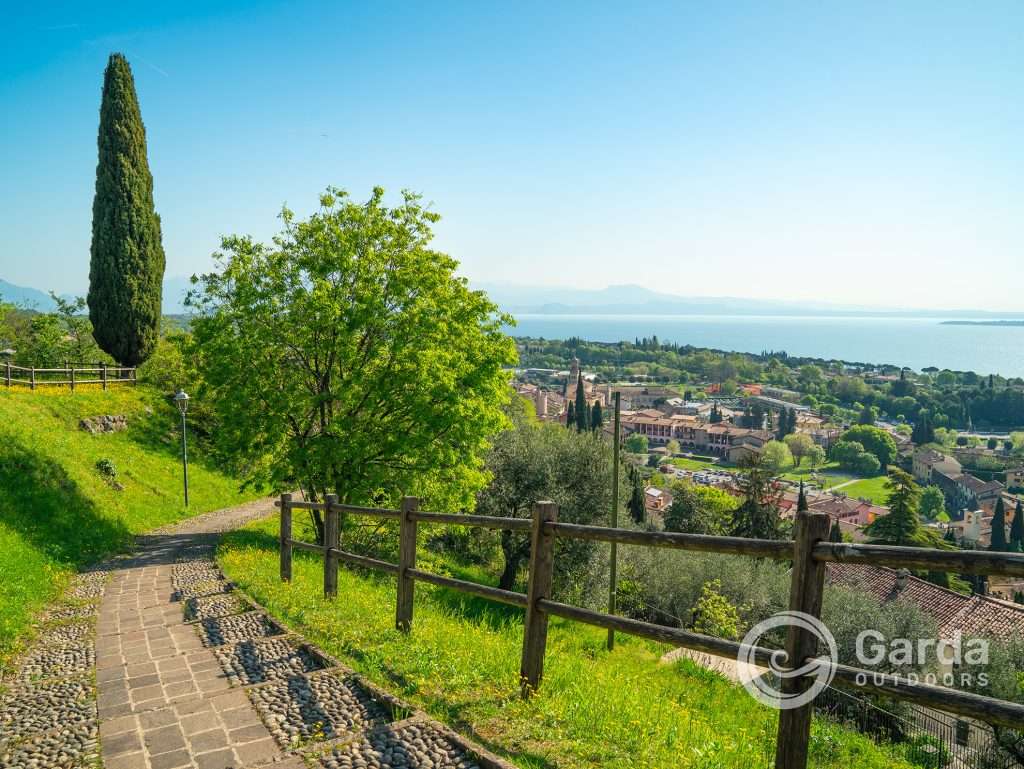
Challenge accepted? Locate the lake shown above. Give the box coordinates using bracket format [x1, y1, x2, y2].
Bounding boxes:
[507, 314, 1024, 377]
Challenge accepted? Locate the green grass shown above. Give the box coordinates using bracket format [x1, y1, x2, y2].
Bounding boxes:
[835, 476, 891, 505]
[0, 385, 262, 671]
[779, 463, 855, 490]
[218, 517, 918, 769]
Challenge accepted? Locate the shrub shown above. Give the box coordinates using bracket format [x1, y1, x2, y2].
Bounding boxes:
[94, 458, 117, 480]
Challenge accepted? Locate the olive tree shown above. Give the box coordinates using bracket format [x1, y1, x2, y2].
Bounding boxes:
[476, 409, 626, 594]
[190, 187, 516, 540]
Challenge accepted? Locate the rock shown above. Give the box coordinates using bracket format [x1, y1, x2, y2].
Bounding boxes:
[78, 415, 128, 434]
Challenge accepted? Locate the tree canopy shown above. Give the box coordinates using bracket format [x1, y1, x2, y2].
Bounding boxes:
[88, 53, 165, 366]
[190, 186, 516, 529]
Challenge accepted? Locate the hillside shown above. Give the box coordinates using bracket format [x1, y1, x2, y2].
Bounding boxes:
[0, 385, 261, 671]
[218, 518, 921, 769]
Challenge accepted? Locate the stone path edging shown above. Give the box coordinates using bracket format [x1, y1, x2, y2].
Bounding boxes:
[1, 497, 520, 769]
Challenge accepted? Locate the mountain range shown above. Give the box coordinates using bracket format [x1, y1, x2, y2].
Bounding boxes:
[476, 283, 1024, 319]
[3, 277, 1022, 320]
[0, 277, 192, 314]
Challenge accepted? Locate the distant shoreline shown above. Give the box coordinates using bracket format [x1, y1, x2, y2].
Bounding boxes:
[940, 320, 1024, 327]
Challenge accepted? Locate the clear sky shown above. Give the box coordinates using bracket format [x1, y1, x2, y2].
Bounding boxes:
[2, 1, 1022, 310]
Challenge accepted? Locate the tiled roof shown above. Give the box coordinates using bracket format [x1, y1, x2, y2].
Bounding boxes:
[827, 562, 1024, 640]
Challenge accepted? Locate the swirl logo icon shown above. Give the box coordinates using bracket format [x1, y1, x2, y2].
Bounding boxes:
[736, 611, 837, 710]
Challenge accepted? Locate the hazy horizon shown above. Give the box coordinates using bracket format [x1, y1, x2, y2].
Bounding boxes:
[2, 2, 1023, 310]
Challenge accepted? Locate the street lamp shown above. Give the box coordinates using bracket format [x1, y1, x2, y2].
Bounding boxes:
[174, 390, 190, 507]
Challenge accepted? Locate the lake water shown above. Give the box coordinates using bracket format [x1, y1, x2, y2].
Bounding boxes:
[507, 314, 1024, 378]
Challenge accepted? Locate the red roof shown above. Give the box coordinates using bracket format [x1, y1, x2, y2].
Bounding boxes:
[827, 563, 1024, 640]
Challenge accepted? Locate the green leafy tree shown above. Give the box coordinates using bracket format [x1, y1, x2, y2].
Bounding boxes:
[991, 497, 1009, 552]
[88, 53, 165, 366]
[691, 580, 743, 640]
[625, 433, 648, 453]
[190, 186, 516, 541]
[784, 432, 814, 467]
[807, 444, 826, 468]
[664, 483, 735, 535]
[762, 440, 793, 474]
[841, 425, 898, 468]
[858, 404, 877, 425]
[477, 413, 624, 592]
[919, 485, 946, 521]
[731, 454, 783, 540]
[854, 451, 882, 476]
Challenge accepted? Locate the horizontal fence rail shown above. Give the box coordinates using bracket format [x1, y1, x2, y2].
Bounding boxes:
[274, 494, 1024, 769]
[2, 361, 136, 390]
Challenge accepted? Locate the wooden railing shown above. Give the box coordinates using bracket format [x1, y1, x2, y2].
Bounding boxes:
[275, 493, 1024, 769]
[2, 361, 136, 390]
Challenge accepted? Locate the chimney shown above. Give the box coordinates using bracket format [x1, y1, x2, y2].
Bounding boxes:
[895, 569, 910, 592]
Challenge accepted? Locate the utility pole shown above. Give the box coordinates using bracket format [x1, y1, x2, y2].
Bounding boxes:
[607, 391, 621, 651]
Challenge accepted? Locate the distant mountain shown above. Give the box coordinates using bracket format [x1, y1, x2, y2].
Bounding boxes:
[0, 276, 193, 314]
[0, 280, 61, 311]
[476, 282, 1024, 319]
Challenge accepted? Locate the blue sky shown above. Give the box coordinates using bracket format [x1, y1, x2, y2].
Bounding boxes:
[1, 1, 1022, 309]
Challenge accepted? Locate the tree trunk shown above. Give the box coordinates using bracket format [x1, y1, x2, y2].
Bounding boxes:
[498, 530, 527, 591]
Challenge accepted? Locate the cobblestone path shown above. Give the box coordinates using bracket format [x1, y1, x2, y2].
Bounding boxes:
[0, 499, 515, 769]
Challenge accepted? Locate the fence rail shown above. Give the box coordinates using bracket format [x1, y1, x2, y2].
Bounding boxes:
[2, 361, 136, 390]
[275, 493, 1024, 769]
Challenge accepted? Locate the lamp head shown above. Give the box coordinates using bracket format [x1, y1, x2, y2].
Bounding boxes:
[174, 389, 190, 414]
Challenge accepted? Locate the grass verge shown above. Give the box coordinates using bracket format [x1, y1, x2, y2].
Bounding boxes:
[0, 385, 261, 671]
[218, 517, 919, 769]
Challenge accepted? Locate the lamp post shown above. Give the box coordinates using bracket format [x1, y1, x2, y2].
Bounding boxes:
[174, 390, 190, 507]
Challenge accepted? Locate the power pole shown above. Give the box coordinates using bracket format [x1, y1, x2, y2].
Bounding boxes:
[607, 391, 621, 651]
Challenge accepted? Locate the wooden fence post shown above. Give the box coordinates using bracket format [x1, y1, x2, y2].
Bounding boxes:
[101, 362, 107, 390]
[279, 493, 293, 582]
[774, 511, 831, 769]
[30, 368, 35, 390]
[70, 366, 75, 392]
[396, 496, 420, 632]
[520, 500, 558, 698]
[323, 494, 339, 599]
[4, 362, 9, 387]
[132, 368, 137, 386]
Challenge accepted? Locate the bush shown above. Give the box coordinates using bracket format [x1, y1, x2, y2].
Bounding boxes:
[94, 458, 117, 479]
[902, 734, 950, 768]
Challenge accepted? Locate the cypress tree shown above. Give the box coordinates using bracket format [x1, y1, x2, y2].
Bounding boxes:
[797, 481, 808, 513]
[566, 401, 575, 429]
[829, 520, 842, 542]
[591, 401, 603, 432]
[990, 497, 1008, 552]
[88, 53, 165, 366]
[574, 373, 589, 432]
[1011, 500, 1024, 552]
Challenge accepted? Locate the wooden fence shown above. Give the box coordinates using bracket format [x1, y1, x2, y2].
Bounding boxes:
[2, 361, 136, 390]
[276, 493, 1024, 769]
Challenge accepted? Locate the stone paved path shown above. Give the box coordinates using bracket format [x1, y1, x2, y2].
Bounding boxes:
[2, 498, 515, 769]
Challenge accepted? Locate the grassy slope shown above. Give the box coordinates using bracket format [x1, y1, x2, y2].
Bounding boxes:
[219, 518, 917, 769]
[0, 385, 260, 670]
[836, 476, 891, 504]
